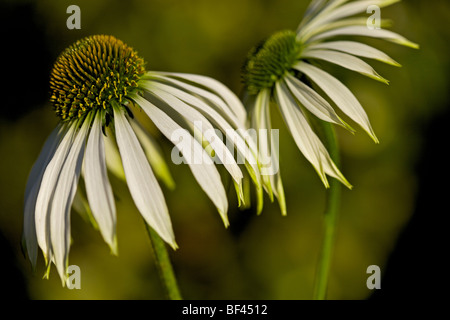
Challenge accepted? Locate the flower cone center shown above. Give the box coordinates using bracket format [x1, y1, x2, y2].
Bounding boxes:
[49, 35, 145, 121]
[242, 30, 301, 95]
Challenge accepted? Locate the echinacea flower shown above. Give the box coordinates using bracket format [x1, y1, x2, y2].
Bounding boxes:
[241, 0, 418, 213]
[22, 35, 261, 283]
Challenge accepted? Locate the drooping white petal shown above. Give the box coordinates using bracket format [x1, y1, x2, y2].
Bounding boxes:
[299, 0, 328, 28]
[149, 86, 244, 191]
[299, 0, 398, 39]
[294, 61, 379, 143]
[24, 125, 64, 200]
[284, 73, 353, 131]
[253, 90, 274, 201]
[131, 94, 229, 225]
[84, 111, 117, 254]
[302, 17, 384, 42]
[314, 0, 399, 27]
[297, 0, 349, 38]
[130, 119, 176, 190]
[258, 89, 286, 215]
[140, 80, 261, 193]
[141, 78, 263, 213]
[274, 81, 328, 186]
[273, 170, 286, 215]
[143, 74, 243, 129]
[308, 25, 419, 48]
[276, 81, 352, 189]
[315, 141, 352, 189]
[307, 41, 401, 66]
[113, 106, 176, 248]
[146, 72, 247, 124]
[301, 49, 389, 84]
[23, 124, 65, 268]
[300, 17, 359, 40]
[50, 117, 90, 283]
[35, 122, 77, 263]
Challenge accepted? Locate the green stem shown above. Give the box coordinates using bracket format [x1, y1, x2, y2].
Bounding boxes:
[145, 223, 182, 300]
[313, 121, 342, 300]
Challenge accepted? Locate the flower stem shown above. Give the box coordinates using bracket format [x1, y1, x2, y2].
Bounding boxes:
[313, 121, 342, 300]
[145, 223, 182, 300]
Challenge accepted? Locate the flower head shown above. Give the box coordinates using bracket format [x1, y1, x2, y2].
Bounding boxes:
[241, 0, 418, 212]
[23, 35, 261, 284]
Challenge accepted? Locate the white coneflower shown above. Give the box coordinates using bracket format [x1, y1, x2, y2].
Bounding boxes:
[22, 35, 261, 283]
[242, 0, 418, 213]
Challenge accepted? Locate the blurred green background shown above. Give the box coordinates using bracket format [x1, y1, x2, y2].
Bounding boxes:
[0, 0, 447, 300]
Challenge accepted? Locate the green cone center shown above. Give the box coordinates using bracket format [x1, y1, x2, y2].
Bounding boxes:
[242, 30, 301, 95]
[49, 35, 145, 121]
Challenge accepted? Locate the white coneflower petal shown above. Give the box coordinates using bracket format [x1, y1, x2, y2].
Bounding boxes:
[301, 49, 390, 84]
[279, 82, 352, 189]
[24, 125, 64, 200]
[150, 87, 243, 183]
[316, 142, 352, 189]
[129, 120, 176, 190]
[132, 94, 229, 225]
[275, 81, 329, 186]
[307, 0, 349, 20]
[149, 84, 244, 189]
[35, 123, 76, 263]
[23, 125, 64, 268]
[147, 73, 243, 128]
[300, 0, 328, 26]
[84, 111, 117, 254]
[147, 76, 264, 201]
[294, 61, 379, 143]
[284, 73, 352, 130]
[255, 89, 287, 215]
[49, 117, 90, 283]
[152, 72, 247, 125]
[253, 89, 274, 200]
[142, 79, 261, 188]
[309, 26, 419, 48]
[302, 17, 386, 42]
[113, 107, 176, 249]
[298, 0, 397, 39]
[308, 41, 401, 66]
[312, 0, 399, 27]
[297, 0, 349, 37]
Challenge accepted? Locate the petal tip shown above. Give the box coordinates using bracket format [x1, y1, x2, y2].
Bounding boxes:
[170, 241, 179, 251]
[219, 211, 230, 228]
[372, 135, 380, 144]
[110, 237, 119, 256]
